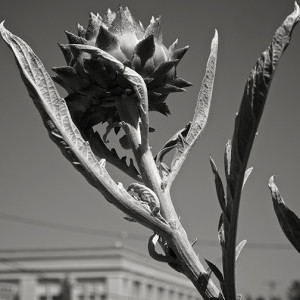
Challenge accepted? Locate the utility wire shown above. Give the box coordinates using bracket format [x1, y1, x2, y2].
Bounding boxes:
[0, 212, 293, 250]
[0, 212, 146, 240]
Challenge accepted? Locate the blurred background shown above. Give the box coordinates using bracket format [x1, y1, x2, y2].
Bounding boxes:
[0, 0, 299, 298]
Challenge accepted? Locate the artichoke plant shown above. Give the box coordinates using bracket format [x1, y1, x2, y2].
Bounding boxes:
[1, 3, 299, 300]
[52, 6, 191, 134]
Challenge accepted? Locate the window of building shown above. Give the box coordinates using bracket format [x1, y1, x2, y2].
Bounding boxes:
[158, 287, 165, 299]
[146, 284, 153, 300]
[75, 278, 106, 300]
[0, 280, 19, 300]
[169, 289, 175, 300]
[178, 292, 184, 300]
[37, 278, 61, 300]
[132, 281, 141, 300]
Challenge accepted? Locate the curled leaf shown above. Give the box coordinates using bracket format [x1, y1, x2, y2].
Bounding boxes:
[269, 176, 300, 254]
[148, 234, 175, 263]
[155, 122, 191, 168]
[204, 259, 224, 283]
[127, 183, 159, 207]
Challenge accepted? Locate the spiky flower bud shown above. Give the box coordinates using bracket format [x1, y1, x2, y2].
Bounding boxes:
[52, 6, 191, 132]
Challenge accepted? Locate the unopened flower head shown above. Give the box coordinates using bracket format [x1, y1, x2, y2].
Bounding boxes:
[52, 6, 191, 132]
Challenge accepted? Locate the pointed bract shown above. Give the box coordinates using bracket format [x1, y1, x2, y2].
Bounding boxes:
[58, 43, 73, 65]
[65, 30, 87, 45]
[169, 45, 189, 61]
[145, 16, 163, 43]
[134, 35, 155, 66]
[77, 23, 86, 37]
[86, 12, 102, 40]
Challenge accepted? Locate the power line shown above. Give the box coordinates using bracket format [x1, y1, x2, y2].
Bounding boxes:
[0, 212, 146, 240]
[0, 212, 294, 250]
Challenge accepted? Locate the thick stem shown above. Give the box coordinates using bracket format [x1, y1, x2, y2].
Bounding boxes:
[116, 95, 223, 299]
[116, 95, 177, 223]
[169, 229, 223, 299]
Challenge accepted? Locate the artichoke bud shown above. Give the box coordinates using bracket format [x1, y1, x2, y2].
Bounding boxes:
[53, 5, 191, 135]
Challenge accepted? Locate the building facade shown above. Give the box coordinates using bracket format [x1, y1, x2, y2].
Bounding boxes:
[0, 244, 201, 300]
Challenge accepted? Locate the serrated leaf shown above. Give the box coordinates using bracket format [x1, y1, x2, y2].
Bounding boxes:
[235, 240, 247, 261]
[167, 30, 218, 187]
[269, 176, 300, 254]
[210, 156, 226, 214]
[88, 130, 142, 182]
[204, 259, 224, 283]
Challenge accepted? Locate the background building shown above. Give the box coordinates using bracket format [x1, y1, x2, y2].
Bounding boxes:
[0, 244, 201, 300]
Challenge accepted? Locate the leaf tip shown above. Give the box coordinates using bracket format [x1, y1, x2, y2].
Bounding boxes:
[0, 20, 6, 35]
[294, 1, 300, 19]
[268, 175, 277, 188]
[213, 29, 218, 41]
[211, 29, 218, 51]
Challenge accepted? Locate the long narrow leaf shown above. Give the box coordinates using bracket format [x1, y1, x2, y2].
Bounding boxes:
[167, 30, 218, 188]
[228, 3, 300, 200]
[222, 4, 300, 300]
[269, 176, 300, 254]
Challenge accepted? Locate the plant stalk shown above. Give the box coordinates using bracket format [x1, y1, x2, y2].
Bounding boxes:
[116, 95, 223, 299]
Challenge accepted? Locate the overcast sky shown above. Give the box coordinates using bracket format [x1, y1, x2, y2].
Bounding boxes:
[0, 0, 299, 298]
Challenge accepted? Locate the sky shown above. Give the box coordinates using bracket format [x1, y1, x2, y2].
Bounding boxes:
[0, 0, 299, 298]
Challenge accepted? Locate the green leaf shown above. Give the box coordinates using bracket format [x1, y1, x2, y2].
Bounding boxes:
[167, 30, 218, 187]
[204, 259, 224, 283]
[269, 176, 300, 254]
